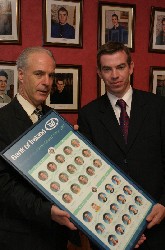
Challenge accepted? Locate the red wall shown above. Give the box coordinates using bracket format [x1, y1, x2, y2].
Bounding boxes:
[0, 0, 165, 125]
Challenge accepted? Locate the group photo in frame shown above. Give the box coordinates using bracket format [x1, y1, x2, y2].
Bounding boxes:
[43, 0, 83, 47]
[149, 66, 165, 97]
[98, 2, 136, 51]
[149, 7, 165, 53]
[0, 61, 18, 108]
[46, 64, 82, 113]
[0, 0, 21, 44]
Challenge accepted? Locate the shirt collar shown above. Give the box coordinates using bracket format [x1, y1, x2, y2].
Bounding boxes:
[17, 93, 41, 116]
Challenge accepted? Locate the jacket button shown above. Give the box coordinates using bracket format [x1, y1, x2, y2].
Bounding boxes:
[124, 159, 127, 164]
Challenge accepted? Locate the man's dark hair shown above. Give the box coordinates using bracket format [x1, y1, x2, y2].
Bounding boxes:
[97, 42, 132, 70]
[58, 7, 68, 16]
[0, 70, 8, 79]
[112, 13, 118, 20]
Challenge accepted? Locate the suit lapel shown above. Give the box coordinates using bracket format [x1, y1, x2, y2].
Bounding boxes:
[98, 94, 126, 151]
[126, 90, 149, 151]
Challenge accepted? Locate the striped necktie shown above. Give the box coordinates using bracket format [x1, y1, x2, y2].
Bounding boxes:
[116, 99, 129, 144]
[33, 108, 43, 120]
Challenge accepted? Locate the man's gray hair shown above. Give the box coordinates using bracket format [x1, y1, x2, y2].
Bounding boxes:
[16, 46, 56, 70]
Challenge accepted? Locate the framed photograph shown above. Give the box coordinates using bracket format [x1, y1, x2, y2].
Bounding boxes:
[0, 61, 18, 108]
[46, 64, 82, 113]
[97, 74, 134, 97]
[0, 0, 21, 44]
[149, 7, 165, 53]
[149, 66, 165, 97]
[43, 0, 83, 47]
[98, 2, 136, 51]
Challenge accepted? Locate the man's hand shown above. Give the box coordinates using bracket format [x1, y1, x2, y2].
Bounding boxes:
[51, 205, 77, 230]
[146, 203, 165, 229]
[134, 234, 146, 248]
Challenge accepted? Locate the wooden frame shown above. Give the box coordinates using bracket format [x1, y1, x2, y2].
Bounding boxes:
[43, 0, 83, 47]
[0, 61, 18, 108]
[97, 74, 134, 97]
[149, 66, 165, 97]
[0, 0, 21, 44]
[149, 7, 165, 53]
[98, 2, 136, 51]
[46, 64, 82, 113]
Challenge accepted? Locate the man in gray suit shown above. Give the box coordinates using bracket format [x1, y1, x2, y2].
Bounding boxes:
[0, 47, 77, 250]
[78, 42, 165, 249]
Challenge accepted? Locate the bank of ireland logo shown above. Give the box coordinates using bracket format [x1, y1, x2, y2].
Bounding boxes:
[45, 118, 59, 130]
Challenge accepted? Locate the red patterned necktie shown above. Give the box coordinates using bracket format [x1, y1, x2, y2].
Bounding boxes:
[116, 99, 129, 144]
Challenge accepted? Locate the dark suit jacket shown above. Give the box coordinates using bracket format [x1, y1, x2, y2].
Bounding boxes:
[0, 97, 70, 250]
[78, 89, 165, 250]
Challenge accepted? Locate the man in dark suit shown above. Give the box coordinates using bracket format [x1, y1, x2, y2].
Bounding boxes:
[0, 47, 77, 250]
[78, 42, 165, 249]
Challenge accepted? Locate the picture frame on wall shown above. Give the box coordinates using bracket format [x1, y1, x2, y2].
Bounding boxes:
[43, 0, 83, 47]
[0, 61, 18, 108]
[46, 64, 82, 113]
[149, 66, 165, 97]
[0, 0, 21, 44]
[98, 2, 136, 51]
[97, 74, 134, 97]
[149, 7, 165, 53]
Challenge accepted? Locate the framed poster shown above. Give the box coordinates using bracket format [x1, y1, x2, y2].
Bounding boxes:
[98, 2, 136, 51]
[1, 110, 156, 250]
[0, 0, 21, 44]
[46, 64, 82, 113]
[43, 0, 83, 47]
[0, 61, 18, 108]
[149, 7, 165, 53]
[149, 66, 165, 97]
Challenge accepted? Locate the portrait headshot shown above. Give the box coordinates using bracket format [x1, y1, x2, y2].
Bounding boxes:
[156, 75, 165, 97]
[110, 203, 119, 214]
[117, 194, 126, 204]
[156, 16, 165, 45]
[67, 164, 77, 174]
[55, 154, 65, 163]
[122, 214, 131, 225]
[48, 147, 55, 154]
[105, 11, 128, 44]
[108, 235, 118, 246]
[63, 145, 73, 155]
[83, 211, 93, 222]
[0, 70, 12, 104]
[129, 205, 138, 215]
[115, 224, 125, 235]
[82, 149, 91, 157]
[50, 73, 73, 104]
[123, 185, 132, 195]
[103, 213, 113, 224]
[135, 196, 143, 206]
[38, 171, 48, 181]
[70, 183, 81, 194]
[62, 193, 73, 203]
[47, 162, 57, 172]
[71, 138, 80, 147]
[74, 156, 84, 165]
[98, 192, 107, 203]
[59, 172, 69, 182]
[91, 203, 101, 212]
[105, 183, 114, 193]
[51, 5, 75, 39]
[112, 175, 121, 185]
[93, 159, 102, 168]
[86, 166, 95, 176]
[50, 181, 60, 192]
[78, 175, 88, 185]
[95, 223, 105, 234]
